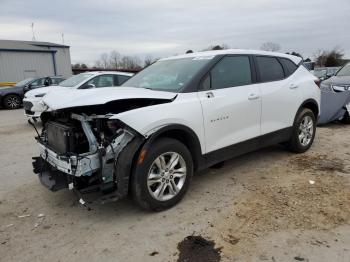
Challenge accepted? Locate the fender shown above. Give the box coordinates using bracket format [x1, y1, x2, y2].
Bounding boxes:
[138, 124, 206, 171]
[294, 98, 320, 124]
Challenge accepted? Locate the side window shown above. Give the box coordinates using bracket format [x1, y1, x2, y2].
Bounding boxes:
[86, 75, 114, 88]
[44, 77, 51, 86]
[210, 56, 252, 90]
[279, 58, 298, 77]
[51, 78, 63, 85]
[256, 56, 284, 82]
[30, 78, 45, 87]
[118, 75, 131, 85]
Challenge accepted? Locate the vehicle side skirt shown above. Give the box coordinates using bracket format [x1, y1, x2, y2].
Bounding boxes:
[202, 127, 293, 168]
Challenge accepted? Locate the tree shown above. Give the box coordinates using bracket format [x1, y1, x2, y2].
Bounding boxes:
[202, 44, 230, 51]
[81, 63, 88, 69]
[186, 50, 193, 54]
[325, 49, 344, 67]
[95, 53, 109, 68]
[144, 55, 156, 67]
[109, 51, 121, 69]
[313, 48, 344, 67]
[72, 63, 81, 69]
[260, 42, 281, 52]
[286, 51, 302, 58]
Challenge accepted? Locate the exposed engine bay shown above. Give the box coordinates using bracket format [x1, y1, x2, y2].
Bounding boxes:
[32, 109, 146, 201]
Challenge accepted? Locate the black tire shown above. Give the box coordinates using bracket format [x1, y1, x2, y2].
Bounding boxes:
[3, 94, 21, 109]
[131, 138, 193, 211]
[286, 108, 316, 153]
[340, 111, 350, 124]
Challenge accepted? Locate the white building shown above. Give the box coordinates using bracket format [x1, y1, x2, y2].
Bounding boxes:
[0, 40, 72, 82]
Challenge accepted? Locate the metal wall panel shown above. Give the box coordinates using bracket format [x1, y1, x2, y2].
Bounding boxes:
[0, 51, 55, 82]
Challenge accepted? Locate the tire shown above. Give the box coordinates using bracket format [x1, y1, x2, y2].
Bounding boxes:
[131, 138, 193, 211]
[3, 94, 21, 109]
[286, 108, 316, 153]
[340, 111, 350, 124]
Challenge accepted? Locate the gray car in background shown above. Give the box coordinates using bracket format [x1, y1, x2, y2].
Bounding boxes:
[319, 63, 350, 124]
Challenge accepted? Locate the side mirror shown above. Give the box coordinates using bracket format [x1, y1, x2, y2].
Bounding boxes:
[84, 84, 95, 89]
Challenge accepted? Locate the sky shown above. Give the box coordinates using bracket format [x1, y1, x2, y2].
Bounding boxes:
[0, 0, 349, 65]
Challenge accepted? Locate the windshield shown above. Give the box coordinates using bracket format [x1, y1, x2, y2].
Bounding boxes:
[15, 78, 34, 86]
[336, 63, 350, 77]
[59, 73, 93, 88]
[122, 57, 212, 92]
[313, 69, 327, 78]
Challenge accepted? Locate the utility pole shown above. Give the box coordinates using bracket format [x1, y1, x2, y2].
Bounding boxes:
[61, 33, 65, 44]
[31, 22, 36, 41]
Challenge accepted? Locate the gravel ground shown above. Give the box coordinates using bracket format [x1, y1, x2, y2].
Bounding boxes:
[0, 109, 349, 262]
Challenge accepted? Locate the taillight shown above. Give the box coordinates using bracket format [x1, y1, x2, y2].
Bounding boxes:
[314, 79, 321, 88]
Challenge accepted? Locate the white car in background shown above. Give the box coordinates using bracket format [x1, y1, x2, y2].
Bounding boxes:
[32, 49, 320, 211]
[23, 71, 134, 118]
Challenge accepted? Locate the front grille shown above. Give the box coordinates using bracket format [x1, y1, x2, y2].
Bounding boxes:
[23, 101, 33, 110]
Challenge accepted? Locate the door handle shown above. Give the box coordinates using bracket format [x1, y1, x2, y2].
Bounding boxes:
[289, 83, 298, 89]
[206, 91, 214, 98]
[248, 93, 260, 100]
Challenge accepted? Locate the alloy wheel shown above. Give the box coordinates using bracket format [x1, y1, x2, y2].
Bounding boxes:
[147, 152, 187, 201]
[6, 96, 20, 109]
[298, 115, 314, 146]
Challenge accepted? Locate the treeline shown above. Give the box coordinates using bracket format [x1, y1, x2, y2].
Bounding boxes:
[73, 43, 347, 70]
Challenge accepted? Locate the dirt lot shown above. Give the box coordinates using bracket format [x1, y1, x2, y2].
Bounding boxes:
[1, 109, 349, 262]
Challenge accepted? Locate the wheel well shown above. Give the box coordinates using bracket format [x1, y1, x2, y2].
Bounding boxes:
[302, 100, 319, 118]
[151, 128, 202, 171]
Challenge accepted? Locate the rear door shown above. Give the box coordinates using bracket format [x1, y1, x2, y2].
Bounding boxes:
[254, 56, 301, 134]
[198, 55, 261, 153]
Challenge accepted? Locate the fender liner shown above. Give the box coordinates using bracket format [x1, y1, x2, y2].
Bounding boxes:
[295, 99, 319, 124]
[139, 124, 205, 171]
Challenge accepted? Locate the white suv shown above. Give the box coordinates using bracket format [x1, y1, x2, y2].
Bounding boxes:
[32, 49, 320, 211]
[23, 71, 134, 118]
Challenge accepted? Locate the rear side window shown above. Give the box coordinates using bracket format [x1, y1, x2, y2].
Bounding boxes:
[256, 56, 284, 82]
[279, 58, 298, 77]
[210, 56, 252, 90]
[118, 75, 131, 85]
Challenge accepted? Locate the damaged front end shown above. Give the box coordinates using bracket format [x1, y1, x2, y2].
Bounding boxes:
[32, 111, 144, 202]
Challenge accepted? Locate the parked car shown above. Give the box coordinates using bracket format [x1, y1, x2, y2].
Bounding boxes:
[319, 62, 350, 124]
[23, 71, 134, 118]
[32, 50, 320, 211]
[313, 67, 341, 81]
[0, 76, 65, 109]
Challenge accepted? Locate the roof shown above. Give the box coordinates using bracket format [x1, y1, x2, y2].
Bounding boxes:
[79, 71, 134, 76]
[0, 40, 69, 52]
[162, 49, 302, 65]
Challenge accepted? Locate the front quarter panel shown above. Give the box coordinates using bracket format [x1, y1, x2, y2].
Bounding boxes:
[109, 93, 206, 154]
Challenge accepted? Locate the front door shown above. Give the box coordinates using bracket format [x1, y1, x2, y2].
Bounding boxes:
[197, 56, 261, 154]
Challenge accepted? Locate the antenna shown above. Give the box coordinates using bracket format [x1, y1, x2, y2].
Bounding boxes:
[61, 33, 65, 44]
[31, 22, 36, 41]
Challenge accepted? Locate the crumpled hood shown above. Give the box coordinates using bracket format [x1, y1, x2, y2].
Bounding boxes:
[42, 87, 177, 110]
[25, 85, 67, 97]
[323, 76, 350, 86]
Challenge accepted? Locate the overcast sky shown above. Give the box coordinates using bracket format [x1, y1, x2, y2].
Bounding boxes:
[0, 0, 349, 65]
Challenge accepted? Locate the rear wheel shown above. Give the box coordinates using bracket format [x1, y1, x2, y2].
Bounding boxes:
[131, 138, 193, 211]
[286, 108, 316, 153]
[340, 111, 350, 124]
[3, 94, 21, 109]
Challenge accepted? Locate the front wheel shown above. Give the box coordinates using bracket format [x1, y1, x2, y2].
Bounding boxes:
[286, 108, 316, 153]
[131, 138, 193, 211]
[340, 111, 350, 124]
